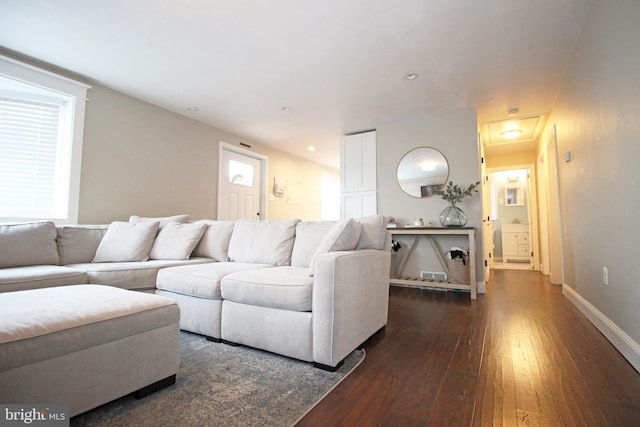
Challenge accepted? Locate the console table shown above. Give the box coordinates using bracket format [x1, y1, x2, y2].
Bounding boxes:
[389, 227, 477, 299]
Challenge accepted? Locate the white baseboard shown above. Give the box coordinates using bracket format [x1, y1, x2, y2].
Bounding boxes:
[563, 284, 640, 373]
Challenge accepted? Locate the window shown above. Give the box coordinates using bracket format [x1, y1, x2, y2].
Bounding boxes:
[228, 159, 255, 188]
[321, 171, 340, 220]
[0, 55, 90, 223]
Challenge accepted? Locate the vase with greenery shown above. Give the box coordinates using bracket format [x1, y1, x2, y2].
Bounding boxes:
[434, 181, 480, 227]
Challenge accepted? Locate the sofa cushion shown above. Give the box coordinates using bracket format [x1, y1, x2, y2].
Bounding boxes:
[308, 218, 362, 275]
[56, 224, 109, 265]
[129, 214, 189, 229]
[156, 262, 274, 300]
[191, 220, 235, 262]
[228, 219, 299, 266]
[68, 258, 214, 291]
[0, 221, 59, 268]
[290, 221, 337, 268]
[0, 265, 88, 293]
[0, 284, 179, 372]
[355, 214, 388, 250]
[149, 221, 207, 260]
[221, 266, 313, 312]
[92, 221, 159, 263]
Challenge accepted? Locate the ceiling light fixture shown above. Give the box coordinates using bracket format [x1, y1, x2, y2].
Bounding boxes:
[507, 108, 519, 116]
[281, 106, 292, 112]
[308, 146, 316, 152]
[420, 161, 436, 171]
[404, 73, 418, 80]
[500, 129, 523, 139]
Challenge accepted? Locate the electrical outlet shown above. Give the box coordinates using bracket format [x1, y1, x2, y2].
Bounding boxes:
[603, 267, 608, 285]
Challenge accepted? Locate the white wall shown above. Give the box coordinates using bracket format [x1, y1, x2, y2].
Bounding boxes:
[259, 145, 338, 221]
[79, 84, 332, 223]
[377, 108, 483, 284]
[544, 0, 640, 368]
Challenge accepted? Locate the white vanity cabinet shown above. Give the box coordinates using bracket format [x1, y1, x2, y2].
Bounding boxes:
[501, 224, 530, 262]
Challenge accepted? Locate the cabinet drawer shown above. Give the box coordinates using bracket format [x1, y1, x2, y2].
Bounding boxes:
[518, 234, 529, 243]
[518, 245, 530, 257]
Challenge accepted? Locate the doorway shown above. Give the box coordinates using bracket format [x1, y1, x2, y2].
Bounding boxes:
[487, 166, 538, 271]
[217, 142, 268, 221]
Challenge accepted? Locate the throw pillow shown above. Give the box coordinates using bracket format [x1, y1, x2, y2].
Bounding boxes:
[308, 218, 362, 276]
[92, 221, 159, 262]
[0, 221, 60, 268]
[149, 221, 207, 260]
[129, 214, 189, 229]
[355, 214, 388, 250]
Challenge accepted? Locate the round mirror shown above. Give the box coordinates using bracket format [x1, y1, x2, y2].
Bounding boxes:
[396, 147, 449, 198]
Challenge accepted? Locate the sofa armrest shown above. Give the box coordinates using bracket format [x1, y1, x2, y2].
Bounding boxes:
[312, 249, 390, 367]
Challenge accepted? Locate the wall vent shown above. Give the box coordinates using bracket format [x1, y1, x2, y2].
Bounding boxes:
[420, 271, 447, 281]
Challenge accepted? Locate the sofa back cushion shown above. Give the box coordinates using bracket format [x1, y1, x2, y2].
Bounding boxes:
[290, 221, 337, 267]
[192, 220, 235, 261]
[56, 224, 109, 265]
[0, 221, 60, 268]
[228, 219, 299, 266]
[92, 221, 159, 263]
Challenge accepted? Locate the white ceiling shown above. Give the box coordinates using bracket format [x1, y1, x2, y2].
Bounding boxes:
[0, 0, 592, 169]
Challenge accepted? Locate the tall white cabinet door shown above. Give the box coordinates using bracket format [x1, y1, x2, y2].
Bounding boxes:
[341, 191, 377, 219]
[341, 131, 377, 192]
[340, 131, 377, 218]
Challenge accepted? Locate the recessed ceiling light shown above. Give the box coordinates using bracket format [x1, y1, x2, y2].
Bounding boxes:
[186, 106, 199, 112]
[281, 106, 292, 112]
[404, 73, 418, 80]
[308, 146, 316, 152]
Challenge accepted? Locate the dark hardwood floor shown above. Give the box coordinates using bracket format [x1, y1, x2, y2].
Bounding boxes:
[297, 269, 640, 426]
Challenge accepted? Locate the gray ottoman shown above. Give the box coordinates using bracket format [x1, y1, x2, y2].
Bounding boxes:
[0, 285, 180, 417]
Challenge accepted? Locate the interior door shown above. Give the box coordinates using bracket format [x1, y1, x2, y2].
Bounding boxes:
[479, 134, 493, 280]
[218, 147, 262, 221]
[488, 167, 535, 270]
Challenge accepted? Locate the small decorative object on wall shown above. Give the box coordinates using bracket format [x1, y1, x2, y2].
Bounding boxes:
[435, 181, 480, 227]
[273, 177, 285, 198]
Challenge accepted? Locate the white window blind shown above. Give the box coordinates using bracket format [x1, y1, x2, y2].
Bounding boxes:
[1, 55, 90, 223]
[0, 95, 64, 218]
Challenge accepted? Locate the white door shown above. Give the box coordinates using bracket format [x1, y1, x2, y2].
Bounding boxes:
[479, 134, 493, 280]
[218, 145, 264, 221]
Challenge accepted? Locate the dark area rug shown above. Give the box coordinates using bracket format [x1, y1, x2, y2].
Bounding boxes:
[72, 332, 364, 427]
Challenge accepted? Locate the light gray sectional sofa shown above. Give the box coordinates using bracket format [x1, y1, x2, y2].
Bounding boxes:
[0, 214, 391, 370]
[0, 215, 215, 293]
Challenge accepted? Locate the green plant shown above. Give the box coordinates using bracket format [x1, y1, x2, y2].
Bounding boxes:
[435, 181, 480, 204]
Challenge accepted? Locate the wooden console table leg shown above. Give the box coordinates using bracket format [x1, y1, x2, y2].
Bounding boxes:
[395, 235, 416, 278]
